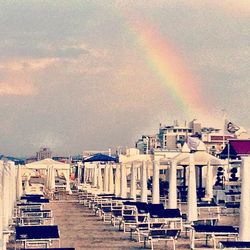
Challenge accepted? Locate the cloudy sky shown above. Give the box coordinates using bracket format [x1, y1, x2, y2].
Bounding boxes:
[0, 1, 249, 156]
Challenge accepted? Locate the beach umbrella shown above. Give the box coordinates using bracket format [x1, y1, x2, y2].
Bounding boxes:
[205, 161, 213, 201]
[130, 163, 137, 200]
[169, 160, 177, 208]
[187, 154, 198, 223]
[103, 164, 109, 192]
[16, 165, 23, 200]
[92, 165, 98, 187]
[239, 157, 250, 241]
[152, 160, 160, 204]
[97, 164, 103, 191]
[140, 161, 148, 202]
[76, 162, 82, 185]
[46, 166, 50, 189]
[65, 169, 72, 194]
[0, 162, 4, 246]
[114, 164, 120, 196]
[50, 166, 55, 190]
[2, 162, 10, 229]
[108, 165, 114, 193]
[120, 163, 127, 198]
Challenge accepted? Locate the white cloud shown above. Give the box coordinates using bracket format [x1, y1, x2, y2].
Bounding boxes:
[0, 82, 36, 96]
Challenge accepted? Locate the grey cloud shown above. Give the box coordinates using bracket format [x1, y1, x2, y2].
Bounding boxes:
[0, 1, 249, 156]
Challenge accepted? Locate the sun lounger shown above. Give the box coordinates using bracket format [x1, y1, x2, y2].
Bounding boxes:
[191, 225, 239, 249]
[20, 248, 75, 250]
[222, 202, 240, 215]
[220, 241, 250, 249]
[16, 225, 60, 248]
[142, 228, 180, 250]
[119, 202, 148, 232]
[17, 216, 54, 226]
[197, 202, 221, 225]
[130, 208, 182, 243]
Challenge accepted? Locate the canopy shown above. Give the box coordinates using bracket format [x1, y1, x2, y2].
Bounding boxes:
[161, 142, 225, 166]
[178, 150, 224, 166]
[220, 139, 250, 159]
[25, 158, 70, 170]
[83, 153, 117, 163]
[0, 155, 25, 165]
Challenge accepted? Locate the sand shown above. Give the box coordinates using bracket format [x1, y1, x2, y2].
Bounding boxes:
[45, 196, 239, 250]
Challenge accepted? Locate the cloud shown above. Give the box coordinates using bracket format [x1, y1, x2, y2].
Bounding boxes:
[0, 58, 59, 71]
[0, 82, 36, 96]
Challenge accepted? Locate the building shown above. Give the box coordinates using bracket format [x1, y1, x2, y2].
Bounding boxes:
[158, 122, 192, 150]
[201, 133, 234, 155]
[36, 147, 52, 161]
[220, 139, 250, 159]
[135, 119, 248, 155]
[135, 135, 160, 154]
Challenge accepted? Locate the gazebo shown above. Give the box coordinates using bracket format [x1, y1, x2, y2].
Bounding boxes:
[177, 143, 226, 200]
[162, 142, 226, 201]
[24, 158, 71, 193]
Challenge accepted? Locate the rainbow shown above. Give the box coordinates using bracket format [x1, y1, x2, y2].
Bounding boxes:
[121, 13, 206, 116]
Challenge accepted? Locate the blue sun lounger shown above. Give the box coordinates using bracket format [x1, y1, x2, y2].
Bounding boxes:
[16, 225, 60, 248]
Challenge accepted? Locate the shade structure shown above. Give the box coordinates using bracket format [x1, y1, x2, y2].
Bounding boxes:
[205, 161, 213, 201]
[130, 163, 137, 200]
[103, 164, 109, 193]
[178, 149, 224, 166]
[83, 153, 117, 163]
[0, 162, 4, 248]
[140, 161, 148, 202]
[152, 161, 160, 204]
[187, 153, 198, 223]
[49, 166, 55, 190]
[108, 165, 114, 193]
[92, 165, 98, 187]
[168, 160, 177, 209]
[46, 166, 50, 189]
[114, 164, 120, 196]
[26, 158, 70, 170]
[64, 169, 72, 194]
[16, 165, 23, 200]
[239, 157, 250, 241]
[97, 164, 103, 191]
[120, 164, 127, 198]
[76, 161, 82, 185]
[2, 162, 10, 230]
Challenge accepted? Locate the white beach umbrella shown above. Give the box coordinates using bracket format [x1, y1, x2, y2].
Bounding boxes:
[114, 164, 120, 196]
[140, 161, 148, 202]
[50, 166, 55, 190]
[0, 162, 4, 247]
[187, 154, 198, 223]
[239, 157, 250, 241]
[92, 165, 98, 187]
[2, 162, 10, 230]
[46, 166, 50, 189]
[120, 163, 127, 198]
[152, 160, 160, 204]
[108, 165, 114, 193]
[103, 164, 109, 193]
[169, 160, 177, 208]
[65, 169, 72, 194]
[97, 164, 103, 191]
[130, 163, 137, 200]
[205, 161, 213, 201]
[16, 165, 23, 200]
